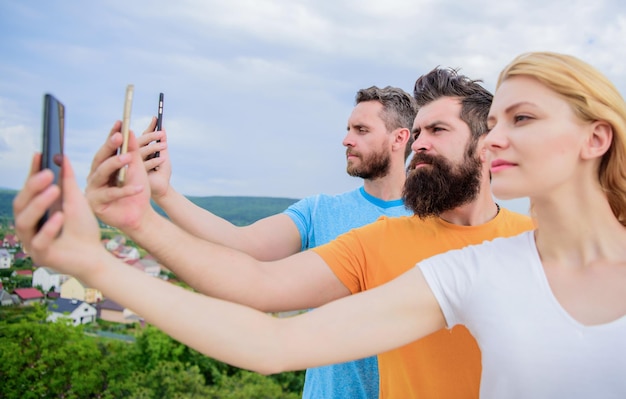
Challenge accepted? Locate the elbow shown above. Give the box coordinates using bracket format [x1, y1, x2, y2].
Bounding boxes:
[243, 339, 298, 375]
[255, 368, 280, 377]
[247, 359, 291, 376]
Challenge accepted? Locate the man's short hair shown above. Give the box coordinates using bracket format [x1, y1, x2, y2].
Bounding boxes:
[413, 67, 493, 139]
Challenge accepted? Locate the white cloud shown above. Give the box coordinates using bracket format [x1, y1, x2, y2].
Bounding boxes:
[1, 0, 625, 216]
[0, 120, 38, 190]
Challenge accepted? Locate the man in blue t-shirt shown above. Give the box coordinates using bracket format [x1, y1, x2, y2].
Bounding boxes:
[137, 86, 416, 398]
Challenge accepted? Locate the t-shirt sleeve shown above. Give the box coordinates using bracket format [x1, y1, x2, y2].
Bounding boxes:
[283, 196, 317, 251]
[418, 243, 485, 328]
[312, 226, 373, 294]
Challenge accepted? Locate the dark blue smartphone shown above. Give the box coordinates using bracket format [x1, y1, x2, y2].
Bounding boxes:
[38, 94, 65, 231]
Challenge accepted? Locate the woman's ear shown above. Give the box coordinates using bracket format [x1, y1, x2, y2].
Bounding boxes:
[581, 121, 612, 160]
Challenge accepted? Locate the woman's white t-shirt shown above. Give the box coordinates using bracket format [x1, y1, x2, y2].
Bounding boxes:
[419, 231, 626, 399]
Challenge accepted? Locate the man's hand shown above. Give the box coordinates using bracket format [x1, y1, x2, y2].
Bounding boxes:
[85, 120, 150, 232]
[137, 116, 171, 201]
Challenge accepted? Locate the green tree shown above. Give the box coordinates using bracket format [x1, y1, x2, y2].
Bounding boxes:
[131, 325, 236, 385]
[104, 361, 212, 399]
[132, 325, 188, 370]
[95, 339, 138, 396]
[11, 258, 33, 269]
[0, 295, 304, 398]
[206, 370, 300, 399]
[130, 325, 303, 396]
[0, 302, 47, 324]
[0, 319, 106, 398]
[0, 269, 13, 278]
[13, 275, 32, 289]
[269, 369, 305, 394]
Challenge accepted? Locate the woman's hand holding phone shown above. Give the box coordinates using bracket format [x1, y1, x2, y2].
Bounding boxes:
[138, 119, 171, 200]
[146, 92, 164, 162]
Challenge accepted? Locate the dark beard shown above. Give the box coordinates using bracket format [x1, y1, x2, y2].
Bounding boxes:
[402, 146, 482, 218]
[346, 148, 391, 180]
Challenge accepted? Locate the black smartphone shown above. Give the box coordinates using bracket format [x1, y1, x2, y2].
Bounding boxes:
[116, 84, 134, 186]
[147, 92, 164, 161]
[38, 94, 65, 231]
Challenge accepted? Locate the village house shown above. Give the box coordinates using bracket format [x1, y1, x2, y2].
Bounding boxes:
[12, 269, 33, 280]
[97, 298, 126, 323]
[0, 282, 16, 306]
[47, 297, 97, 325]
[127, 257, 162, 278]
[0, 289, 15, 306]
[104, 235, 140, 262]
[13, 251, 28, 262]
[32, 267, 68, 293]
[46, 290, 60, 300]
[104, 235, 126, 251]
[2, 234, 19, 249]
[13, 287, 44, 305]
[97, 298, 142, 324]
[60, 277, 103, 303]
[0, 248, 11, 269]
[116, 245, 140, 262]
[144, 253, 170, 274]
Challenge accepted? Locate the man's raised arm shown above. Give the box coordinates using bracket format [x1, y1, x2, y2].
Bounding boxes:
[85, 122, 349, 312]
[135, 118, 303, 261]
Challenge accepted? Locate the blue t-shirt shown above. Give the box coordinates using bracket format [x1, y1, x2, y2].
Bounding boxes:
[284, 186, 412, 399]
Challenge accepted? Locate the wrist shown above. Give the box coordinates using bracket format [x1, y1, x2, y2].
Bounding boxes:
[153, 184, 175, 207]
[123, 207, 164, 248]
[153, 186, 186, 214]
[73, 245, 115, 286]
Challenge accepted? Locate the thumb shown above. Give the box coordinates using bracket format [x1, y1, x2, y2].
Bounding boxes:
[127, 130, 140, 152]
[143, 116, 157, 134]
[61, 155, 87, 206]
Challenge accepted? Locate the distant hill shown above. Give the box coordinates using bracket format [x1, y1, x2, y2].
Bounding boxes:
[153, 195, 299, 226]
[0, 189, 16, 224]
[0, 188, 299, 226]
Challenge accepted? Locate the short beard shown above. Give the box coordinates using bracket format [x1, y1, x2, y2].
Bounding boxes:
[346, 148, 391, 180]
[402, 144, 482, 218]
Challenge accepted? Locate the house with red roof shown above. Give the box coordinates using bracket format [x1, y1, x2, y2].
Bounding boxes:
[13, 287, 44, 305]
[105, 235, 140, 262]
[2, 234, 20, 249]
[13, 269, 33, 277]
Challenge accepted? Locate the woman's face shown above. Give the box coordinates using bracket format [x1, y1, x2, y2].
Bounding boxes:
[485, 75, 590, 201]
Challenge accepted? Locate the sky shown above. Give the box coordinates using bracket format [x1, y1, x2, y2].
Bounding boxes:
[1, 0, 626, 216]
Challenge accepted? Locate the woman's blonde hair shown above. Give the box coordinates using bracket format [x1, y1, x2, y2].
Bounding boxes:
[497, 52, 626, 226]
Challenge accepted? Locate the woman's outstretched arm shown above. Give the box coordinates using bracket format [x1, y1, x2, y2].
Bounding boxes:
[14, 153, 445, 374]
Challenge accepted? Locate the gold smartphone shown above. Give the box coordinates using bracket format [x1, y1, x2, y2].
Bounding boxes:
[116, 84, 134, 186]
